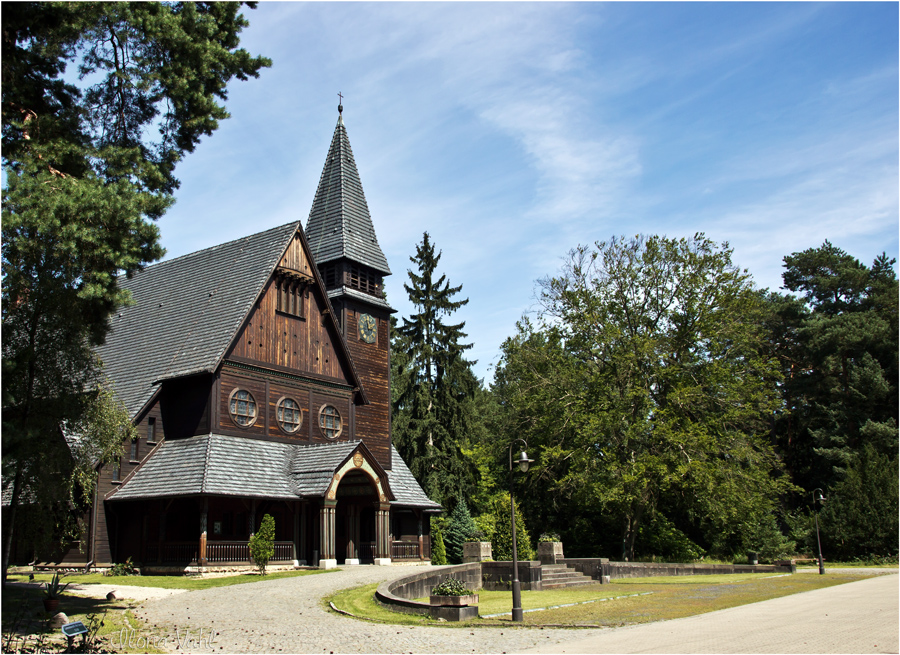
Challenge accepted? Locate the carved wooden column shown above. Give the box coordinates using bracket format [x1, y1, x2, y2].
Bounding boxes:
[299, 502, 308, 565]
[374, 503, 392, 565]
[158, 500, 166, 563]
[293, 501, 300, 565]
[416, 509, 424, 561]
[318, 501, 337, 568]
[199, 497, 208, 566]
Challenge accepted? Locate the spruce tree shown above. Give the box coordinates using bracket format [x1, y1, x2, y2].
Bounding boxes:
[444, 499, 479, 564]
[392, 232, 477, 506]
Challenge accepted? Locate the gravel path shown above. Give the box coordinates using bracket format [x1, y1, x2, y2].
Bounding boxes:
[134, 565, 600, 654]
[6, 580, 187, 600]
[133, 565, 899, 654]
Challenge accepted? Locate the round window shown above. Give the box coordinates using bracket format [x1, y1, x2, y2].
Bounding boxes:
[276, 397, 303, 434]
[229, 388, 258, 427]
[318, 405, 342, 440]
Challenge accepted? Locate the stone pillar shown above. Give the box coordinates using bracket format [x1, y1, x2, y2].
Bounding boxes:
[374, 504, 391, 565]
[318, 501, 337, 569]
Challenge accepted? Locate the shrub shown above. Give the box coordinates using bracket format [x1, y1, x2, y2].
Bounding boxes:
[539, 532, 560, 543]
[637, 514, 705, 563]
[249, 514, 276, 574]
[430, 524, 448, 565]
[106, 557, 139, 577]
[431, 577, 469, 596]
[490, 492, 534, 561]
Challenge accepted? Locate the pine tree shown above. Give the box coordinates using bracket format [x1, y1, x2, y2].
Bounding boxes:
[774, 243, 898, 490]
[392, 232, 477, 506]
[1, 2, 270, 582]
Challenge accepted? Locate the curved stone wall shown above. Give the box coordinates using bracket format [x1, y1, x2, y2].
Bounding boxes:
[375, 562, 482, 615]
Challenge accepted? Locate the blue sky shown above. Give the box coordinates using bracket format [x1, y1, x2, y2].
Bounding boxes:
[157, 2, 899, 383]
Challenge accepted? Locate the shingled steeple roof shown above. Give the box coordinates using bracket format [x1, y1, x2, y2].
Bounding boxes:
[305, 114, 391, 276]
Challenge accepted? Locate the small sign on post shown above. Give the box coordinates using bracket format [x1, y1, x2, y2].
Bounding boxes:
[61, 620, 88, 651]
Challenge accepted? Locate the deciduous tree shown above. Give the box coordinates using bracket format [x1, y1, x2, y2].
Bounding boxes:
[494, 235, 792, 561]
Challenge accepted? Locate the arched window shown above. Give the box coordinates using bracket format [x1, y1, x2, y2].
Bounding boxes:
[229, 389, 258, 427]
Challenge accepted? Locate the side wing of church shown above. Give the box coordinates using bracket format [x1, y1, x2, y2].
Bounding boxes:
[72, 112, 439, 570]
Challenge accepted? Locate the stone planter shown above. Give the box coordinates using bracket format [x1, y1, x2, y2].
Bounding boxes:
[538, 541, 564, 565]
[462, 541, 492, 563]
[429, 594, 478, 607]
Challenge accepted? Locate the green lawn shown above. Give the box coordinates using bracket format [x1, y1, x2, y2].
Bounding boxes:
[327, 572, 877, 627]
[3, 568, 337, 652]
[7, 568, 334, 591]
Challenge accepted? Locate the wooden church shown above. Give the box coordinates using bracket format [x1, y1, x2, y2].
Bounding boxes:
[75, 109, 440, 569]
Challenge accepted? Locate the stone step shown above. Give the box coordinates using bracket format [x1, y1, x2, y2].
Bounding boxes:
[542, 571, 586, 580]
[542, 579, 597, 589]
[540, 564, 595, 588]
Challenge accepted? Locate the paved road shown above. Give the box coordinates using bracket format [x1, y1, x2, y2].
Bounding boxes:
[524, 571, 899, 655]
[134, 566, 898, 654]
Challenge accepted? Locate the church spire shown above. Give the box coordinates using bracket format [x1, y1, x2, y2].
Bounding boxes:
[305, 109, 391, 277]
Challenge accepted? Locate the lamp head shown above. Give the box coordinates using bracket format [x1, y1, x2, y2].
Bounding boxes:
[515, 451, 534, 473]
[815, 490, 826, 504]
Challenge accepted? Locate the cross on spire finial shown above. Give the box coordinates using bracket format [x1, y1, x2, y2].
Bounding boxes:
[337, 92, 343, 115]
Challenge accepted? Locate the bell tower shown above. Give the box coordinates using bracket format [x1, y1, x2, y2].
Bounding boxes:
[305, 104, 395, 468]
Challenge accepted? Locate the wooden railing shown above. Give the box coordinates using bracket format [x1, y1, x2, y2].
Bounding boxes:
[206, 541, 249, 562]
[146, 541, 198, 563]
[273, 541, 294, 561]
[147, 541, 293, 563]
[391, 541, 421, 561]
[359, 542, 376, 561]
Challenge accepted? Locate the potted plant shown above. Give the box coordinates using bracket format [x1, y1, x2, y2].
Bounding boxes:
[429, 576, 478, 607]
[43, 572, 69, 613]
[537, 533, 564, 565]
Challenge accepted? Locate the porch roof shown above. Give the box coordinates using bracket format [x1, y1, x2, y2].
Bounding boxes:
[107, 434, 440, 509]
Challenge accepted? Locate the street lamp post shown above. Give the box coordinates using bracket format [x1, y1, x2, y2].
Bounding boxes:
[509, 439, 533, 622]
[813, 488, 826, 575]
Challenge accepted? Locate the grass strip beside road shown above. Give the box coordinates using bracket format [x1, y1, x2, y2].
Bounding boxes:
[8, 568, 334, 591]
[327, 572, 875, 627]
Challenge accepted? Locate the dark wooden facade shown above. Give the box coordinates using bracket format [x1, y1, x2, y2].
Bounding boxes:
[15, 115, 439, 571]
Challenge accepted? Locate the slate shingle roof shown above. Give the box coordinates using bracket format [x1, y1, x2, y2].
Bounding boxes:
[326, 287, 394, 312]
[96, 223, 299, 417]
[305, 116, 391, 276]
[386, 445, 443, 510]
[109, 435, 440, 509]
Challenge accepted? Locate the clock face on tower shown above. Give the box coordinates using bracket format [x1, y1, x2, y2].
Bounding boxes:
[358, 313, 377, 343]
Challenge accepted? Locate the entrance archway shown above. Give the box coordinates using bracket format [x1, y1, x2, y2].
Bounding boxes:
[335, 469, 378, 563]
